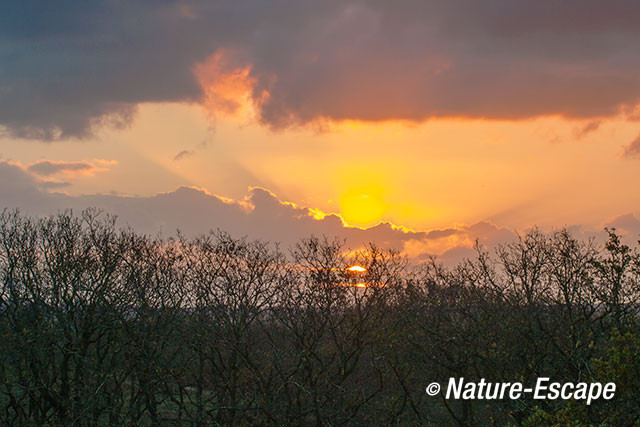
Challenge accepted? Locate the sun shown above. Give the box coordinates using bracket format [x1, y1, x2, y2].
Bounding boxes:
[339, 189, 386, 227]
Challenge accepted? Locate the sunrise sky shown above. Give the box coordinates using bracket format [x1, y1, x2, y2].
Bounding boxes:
[2, 1, 640, 263]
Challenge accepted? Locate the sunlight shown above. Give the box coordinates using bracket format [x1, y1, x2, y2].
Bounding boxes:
[339, 189, 386, 227]
[347, 265, 367, 273]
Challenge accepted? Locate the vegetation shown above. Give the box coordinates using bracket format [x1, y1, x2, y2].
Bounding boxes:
[1, 209, 639, 425]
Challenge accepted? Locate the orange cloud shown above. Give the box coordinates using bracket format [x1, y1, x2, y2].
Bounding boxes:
[194, 49, 267, 120]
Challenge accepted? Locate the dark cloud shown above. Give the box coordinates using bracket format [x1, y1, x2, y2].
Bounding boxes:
[623, 132, 640, 158]
[2, 1, 640, 139]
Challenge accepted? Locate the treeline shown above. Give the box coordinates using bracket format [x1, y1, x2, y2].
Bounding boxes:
[0, 209, 639, 425]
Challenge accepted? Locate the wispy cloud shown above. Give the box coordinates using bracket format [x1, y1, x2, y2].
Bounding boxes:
[573, 120, 602, 139]
[173, 150, 193, 161]
[28, 160, 93, 176]
[26, 159, 116, 178]
[623, 132, 640, 158]
[173, 138, 210, 161]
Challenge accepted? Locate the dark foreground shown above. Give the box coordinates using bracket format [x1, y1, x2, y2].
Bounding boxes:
[1, 210, 639, 425]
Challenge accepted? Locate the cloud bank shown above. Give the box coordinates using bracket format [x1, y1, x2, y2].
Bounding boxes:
[0, 160, 520, 264]
[2, 1, 640, 139]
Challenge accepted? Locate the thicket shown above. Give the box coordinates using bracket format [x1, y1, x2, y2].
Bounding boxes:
[1, 209, 639, 425]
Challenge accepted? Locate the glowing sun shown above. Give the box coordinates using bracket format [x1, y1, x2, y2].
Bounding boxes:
[339, 189, 386, 227]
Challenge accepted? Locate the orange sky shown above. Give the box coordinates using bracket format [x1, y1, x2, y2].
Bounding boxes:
[2, 1, 640, 261]
[3, 99, 640, 234]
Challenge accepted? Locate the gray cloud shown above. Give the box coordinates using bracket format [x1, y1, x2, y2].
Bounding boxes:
[606, 213, 640, 242]
[173, 150, 194, 161]
[573, 120, 602, 139]
[0, 160, 518, 264]
[23, 159, 116, 181]
[174, 138, 210, 161]
[37, 180, 72, 190]
[2, 1, 640, 139]
[27, 160, 94, 176]
[623, 132, 640, 158]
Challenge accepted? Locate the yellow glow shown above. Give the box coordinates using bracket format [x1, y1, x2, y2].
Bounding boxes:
[337, 281, 370, 288]
[47, 101, 640, 234]
[308, 207, 327, 220]
[347, 265, 367, 273]
[340, 188, 386, 227]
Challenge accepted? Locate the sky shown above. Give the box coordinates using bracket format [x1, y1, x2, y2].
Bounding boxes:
[2, 1, 640, 263]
